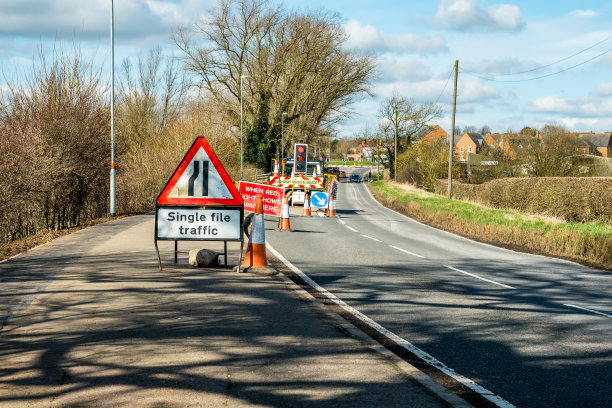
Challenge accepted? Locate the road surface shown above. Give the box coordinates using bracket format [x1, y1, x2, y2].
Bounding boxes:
[265, 177, 611, 408]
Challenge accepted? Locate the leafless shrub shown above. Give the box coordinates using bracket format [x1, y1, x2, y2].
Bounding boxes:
[0, 45, 109, 242]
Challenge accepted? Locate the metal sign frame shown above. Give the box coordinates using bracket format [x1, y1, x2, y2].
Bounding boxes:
[154, 137, 245, 271]
[154, 204, 244, 270]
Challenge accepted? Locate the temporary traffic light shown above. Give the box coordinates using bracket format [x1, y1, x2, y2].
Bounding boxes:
[293, 143, 308, 173]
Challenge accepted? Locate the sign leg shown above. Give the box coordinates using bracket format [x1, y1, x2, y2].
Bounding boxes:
[154, 239, 163, 272]
[224, 241, 228, 266]
[174, 240, 178, 264]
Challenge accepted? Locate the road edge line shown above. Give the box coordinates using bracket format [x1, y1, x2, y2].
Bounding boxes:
[266, 242, 515, 408]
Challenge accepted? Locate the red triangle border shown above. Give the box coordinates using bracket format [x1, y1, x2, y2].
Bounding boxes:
[156, 137, 243, 206]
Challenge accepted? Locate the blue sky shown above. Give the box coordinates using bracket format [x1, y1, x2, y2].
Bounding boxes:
[3, 0, 612, 138]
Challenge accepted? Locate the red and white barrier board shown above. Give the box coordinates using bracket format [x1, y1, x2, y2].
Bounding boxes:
[238, 181, 284, 217]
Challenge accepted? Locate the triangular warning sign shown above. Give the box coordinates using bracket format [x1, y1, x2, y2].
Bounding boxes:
[157, 137, 243, 206]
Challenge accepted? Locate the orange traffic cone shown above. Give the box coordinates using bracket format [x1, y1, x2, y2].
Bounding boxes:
[327, 190, 336, 217]
[238, 195, 276, 274]
[302, 192, 311, 216]
[273, 159, 279, 178]
[279, 195, 291, 231]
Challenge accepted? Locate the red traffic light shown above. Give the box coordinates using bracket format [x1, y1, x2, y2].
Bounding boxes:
[297, 146, 305, 154]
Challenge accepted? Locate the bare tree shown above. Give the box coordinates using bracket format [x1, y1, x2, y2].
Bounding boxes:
[377, 93, 442, 179]
[520, 125, 583, 177]
[173, 0, 375, 169]
[118, 47, 185, 148]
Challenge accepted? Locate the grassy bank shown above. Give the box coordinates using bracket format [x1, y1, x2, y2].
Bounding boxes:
[369, 181, 612, 271]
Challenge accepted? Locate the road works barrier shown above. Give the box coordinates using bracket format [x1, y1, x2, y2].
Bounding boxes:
[279, 195, 291, 231]
[237, 195, 275, 274]
[327, 191, 336, 217]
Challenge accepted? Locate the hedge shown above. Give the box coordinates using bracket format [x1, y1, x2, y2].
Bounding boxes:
[434, 177, 612, 224]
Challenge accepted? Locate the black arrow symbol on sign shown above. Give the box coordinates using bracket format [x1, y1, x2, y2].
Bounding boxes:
[188, 161, 209, 197]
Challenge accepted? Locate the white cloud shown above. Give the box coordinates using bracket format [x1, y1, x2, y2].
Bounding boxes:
[527, 95, 612, 118]
[458, 78, 503, 103]
[592, 82, 612, 96]
[432, 0, 524, 32]
[569, 10, 598, 18]
[0, 0, 209, 43]
[463, 58, 543, 76]
[343, 20, 446, 54]
[376, 55, 434, 82]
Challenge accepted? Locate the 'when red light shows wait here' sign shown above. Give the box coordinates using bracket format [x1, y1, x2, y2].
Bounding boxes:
[238, 181, 284, 217]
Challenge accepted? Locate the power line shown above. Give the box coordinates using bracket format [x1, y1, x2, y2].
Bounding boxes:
[461, 46, 612, 83]
[462, 33, 612, 77]
[434, 67, 454, 104]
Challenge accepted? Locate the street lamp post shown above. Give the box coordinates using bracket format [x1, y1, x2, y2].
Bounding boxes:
[109, 0, 116, 216]
[281, 112, 287, 160]
[240, 74, 248, 180]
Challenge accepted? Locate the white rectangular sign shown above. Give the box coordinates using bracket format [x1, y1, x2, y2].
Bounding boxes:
[156, 207, 241, 240]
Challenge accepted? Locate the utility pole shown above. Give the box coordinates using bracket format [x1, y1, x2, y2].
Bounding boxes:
[281, 112, 287, 160]
[447, 60, 458, 199]
[109, 0, 116, 217]
[394, 106, 398, 182]
[377, 132, 380, 179]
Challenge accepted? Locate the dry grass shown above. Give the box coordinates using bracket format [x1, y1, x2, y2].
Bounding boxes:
[370, 181, 612, 271]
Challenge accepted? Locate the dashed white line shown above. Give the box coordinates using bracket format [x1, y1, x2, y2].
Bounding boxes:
[338, 219, 346, 224]
[390, 245, 424, 258]
[346, 226, 358, 233]
[564, 304, 612, 319]
[362, 234, 381, 242]
[444, 265, 516, 289]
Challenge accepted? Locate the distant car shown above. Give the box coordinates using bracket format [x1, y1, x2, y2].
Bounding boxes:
[350, 174, 361, 183]
[339, 171, 347, 179]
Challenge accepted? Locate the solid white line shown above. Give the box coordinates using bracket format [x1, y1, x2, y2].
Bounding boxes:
[362, 234, 381, 242]
[346, 226, 358, 233]
[266, 243, 516, 408]
[338, 219, 346, 224]
[390, 245, 424, 258]
[564, 304, 612, 319]
[444, 265, 516, 289]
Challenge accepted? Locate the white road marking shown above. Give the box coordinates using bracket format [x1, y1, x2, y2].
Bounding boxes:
[346, 226, 358, 233]
[564, 304, 612, 319]
[266, 243, 516, 408]
[362, 234, 381, 242]
[444, 265, 516, 289]
[390, 245, 424, 258]
[338, 219, 346, 224]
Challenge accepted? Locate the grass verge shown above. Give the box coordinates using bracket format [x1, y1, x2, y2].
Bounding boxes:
[369, 181, 612, 271]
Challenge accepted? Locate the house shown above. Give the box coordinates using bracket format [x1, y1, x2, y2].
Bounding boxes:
[484, 133, 505, 150]
[419, 125, 449, 143]
[577, 132, 612, 157]
[456, 133, 485, 161]
[572, 138, 596, 155]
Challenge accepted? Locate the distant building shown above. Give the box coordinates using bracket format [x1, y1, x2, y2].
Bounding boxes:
[577, 132, 612, 157]
[418, 125, 449, 143]
[456, 133, 485, 161]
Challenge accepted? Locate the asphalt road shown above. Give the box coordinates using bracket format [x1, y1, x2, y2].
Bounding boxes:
[265, 173, 612, 408]
[0, 214, 452, 408]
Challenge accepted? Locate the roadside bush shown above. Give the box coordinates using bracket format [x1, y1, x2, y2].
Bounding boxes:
[0, 47, 109, 242]
[397, 139, 461, 191]
[434, 177, 612, 224]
